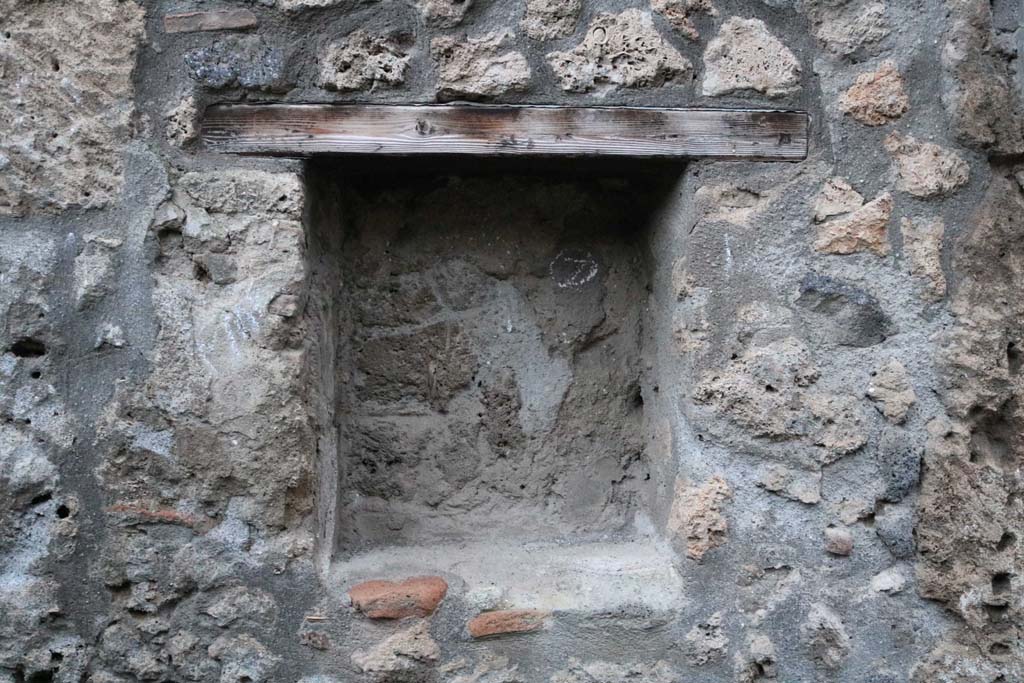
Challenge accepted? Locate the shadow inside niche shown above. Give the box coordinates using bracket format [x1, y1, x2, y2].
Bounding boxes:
[304, 155, 687, 611]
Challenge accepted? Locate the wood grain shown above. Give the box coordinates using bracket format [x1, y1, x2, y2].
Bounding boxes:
[201, 104, 809, 161]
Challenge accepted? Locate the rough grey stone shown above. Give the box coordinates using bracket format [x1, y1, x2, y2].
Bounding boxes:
[550, 659, 679, 683]
[683, 612, 728, 665]
[209, 634, 279, 683]
[185, 36, 290, 92]
[801, 603, 851, 668]
[796, 274, 894, 348]
[875, 504, 916, 559]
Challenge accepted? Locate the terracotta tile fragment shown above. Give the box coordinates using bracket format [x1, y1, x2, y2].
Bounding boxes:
[348, 576, 448, 619]
[467, 609, 549, 638]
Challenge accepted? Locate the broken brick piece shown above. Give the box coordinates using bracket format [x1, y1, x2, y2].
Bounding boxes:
[348, 576, 448, 619]
[467, 609, 549, 638]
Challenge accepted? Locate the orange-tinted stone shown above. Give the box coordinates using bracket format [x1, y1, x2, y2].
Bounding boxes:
[348, 576, 448, 619]
[467, 609, 549, 638]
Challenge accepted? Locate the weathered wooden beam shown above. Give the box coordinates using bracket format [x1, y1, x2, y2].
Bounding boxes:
[201, 104, 809, 161]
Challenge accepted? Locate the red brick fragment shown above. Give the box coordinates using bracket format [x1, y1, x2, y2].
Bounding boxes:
[163, 9, 258, 34]
[348, 576, 448, 619]
[467, 609, 549, 638]
[105, 502, 206, 528]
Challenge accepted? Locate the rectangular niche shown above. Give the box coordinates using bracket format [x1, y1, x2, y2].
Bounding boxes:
[306, 159, 685, 611]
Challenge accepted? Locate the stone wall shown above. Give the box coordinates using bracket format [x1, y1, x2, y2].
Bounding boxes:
[0, 0, 1022, 682]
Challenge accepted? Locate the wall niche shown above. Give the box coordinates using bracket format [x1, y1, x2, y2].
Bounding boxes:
[307, 159, 685, 612]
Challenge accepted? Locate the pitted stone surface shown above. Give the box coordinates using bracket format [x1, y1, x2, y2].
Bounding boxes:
[813, 1, 890, 58]
[735, 635, 777, 682]
[0, 0, 143, 215]
[813, 192, 893, 256]
[683, 612, 728, 664]
[547, 10, 692, 93]
[701, 17, 801, 97]
[885, 133, 970, 198]
[813, 177, 864, 223]
[432, 33, 531, 100]
[866, 359, 916, 423]
[166, 96, 201, 147]
[651, 0, 717, 40]
[522, 0, 582, 40]
[551, 659, 679, 683]
[413, 0, 473, 28]
[839, 61, 910, 126]
[667, 475, 732, 560]
[185, 35, 290, 91]
[802, 603, 852, 668]
[942, 0, 1024, 155]
[900, 216, 946, 299]
[693, 335, 870, 464]
[318, 30, 412, 91]
[351, 621, 439, 681]
[757, 464, 822, 504]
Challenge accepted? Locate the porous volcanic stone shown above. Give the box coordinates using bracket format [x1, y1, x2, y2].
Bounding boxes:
[885, 133, 969, 198]
[651, 0, 717, 40]
[702, 17, 800, 97]
[547, 9, 692, 93]
[839, 61, 910, 126]
[318, 30, 411, 92]
[432, 33, 531, 100]
[522, 0, 581, 40]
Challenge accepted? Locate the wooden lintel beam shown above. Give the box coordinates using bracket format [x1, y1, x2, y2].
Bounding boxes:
[201, 104, 809, 161]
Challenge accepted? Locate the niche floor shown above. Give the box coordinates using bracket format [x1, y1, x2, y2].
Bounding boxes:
[308, 162, 683, 612]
